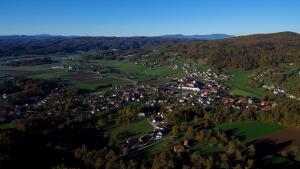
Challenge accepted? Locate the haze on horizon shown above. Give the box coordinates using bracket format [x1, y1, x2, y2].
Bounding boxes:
[0, 0, 300, 36]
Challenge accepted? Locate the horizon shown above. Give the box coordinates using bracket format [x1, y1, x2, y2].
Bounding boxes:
[0, 31, 298, 38]
[1, 0, 300, 36]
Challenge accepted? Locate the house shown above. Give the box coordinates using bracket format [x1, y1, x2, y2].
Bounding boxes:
[152, 115, 163, 123]
[261, 106, 272, 111]
[138, 112, 145, 117]
[261, 101, 271, 106]
[184, 139, 190, 147]
[173, 144, 185, 152]
[139, 135, 153, 143]
[246, 105, 257, 111]
[238, 97, 248, 104]
[179, 86, 200, 92]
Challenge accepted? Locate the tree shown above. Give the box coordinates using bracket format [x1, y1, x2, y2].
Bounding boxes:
[184, 126, 194, 140]
[171, 126, 179, 138]
[96, 119, 106, 129]
[196, 131, 204, 142]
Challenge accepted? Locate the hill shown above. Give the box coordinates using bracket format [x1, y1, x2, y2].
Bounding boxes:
[0, 36, 190, 57]
[1, 32, 300, 71]
[157, 32, 300, 70]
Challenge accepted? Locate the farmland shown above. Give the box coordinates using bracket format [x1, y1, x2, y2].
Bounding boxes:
[263, 128, 300, 148]
[0, 58, 186, 91]
[216, 121, 285, 141]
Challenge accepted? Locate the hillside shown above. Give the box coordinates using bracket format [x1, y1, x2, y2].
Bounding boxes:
[0, 36, 188, 57]
[154, 32, 300, 70]
[1, 32, 300, 71]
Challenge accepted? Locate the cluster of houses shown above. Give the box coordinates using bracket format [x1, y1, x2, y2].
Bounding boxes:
[151, 112, 171, 139]
[0, 87, 64, 122]
[169, 69, 229, 107]
[197, 69, 229, 82]
[150, 68, 276, 113]
[88, 86, 149, 113]
[120, 111, 172, 156]
[253, 74, 300, 101]
[119, 69, 278, 156]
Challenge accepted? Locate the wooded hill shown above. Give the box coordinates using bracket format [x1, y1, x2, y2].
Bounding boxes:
[1, 32, 300, 70]
[159, 32, 300, 70]
[0, 36, 186, 57]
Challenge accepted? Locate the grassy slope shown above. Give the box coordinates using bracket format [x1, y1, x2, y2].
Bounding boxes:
[216, 121, 285, 141]
[224, 70, 267, 99]
[110, 118, 153, 138]
[264, 63, 300, 96]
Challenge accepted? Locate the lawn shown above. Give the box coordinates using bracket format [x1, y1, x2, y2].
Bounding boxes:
[110, 118, 153, 138]
[216, 121, 285, 141]
[224, 69, 267, 99]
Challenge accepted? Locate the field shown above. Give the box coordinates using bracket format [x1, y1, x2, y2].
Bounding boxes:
[29, 70, 70, 79]
[190, 140, 222, 155]
[0, 66, 53, 77]
[262, 128, 300, 148]
[216, 121, 285, 141]
[93, 60, 185, 83]
[1, 58, 186, 91]
[224, 70, 268, 99]
[0, 123, 12, 129]
[109, 118, 153, 139]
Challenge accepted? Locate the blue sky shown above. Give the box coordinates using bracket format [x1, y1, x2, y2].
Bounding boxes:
[0, 0, 299, 36]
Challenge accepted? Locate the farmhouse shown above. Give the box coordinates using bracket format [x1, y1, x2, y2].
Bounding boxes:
[173, 144, 186, 152]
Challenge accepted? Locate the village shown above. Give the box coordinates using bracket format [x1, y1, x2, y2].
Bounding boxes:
[0, 68, 275, 145]
[95, 69, 276, 155]
[253, 73, 300, 101]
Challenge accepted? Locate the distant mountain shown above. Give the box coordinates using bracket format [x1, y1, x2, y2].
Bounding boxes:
[0, 36, 189, 57]
[161, 34, 234, 40]
[0, 34, 77, 41]
[0, 34, 234, 41]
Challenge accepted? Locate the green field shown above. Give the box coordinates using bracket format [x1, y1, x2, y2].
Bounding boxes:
[0, 123, 12, 129]
[224, 70, 267, 99]
[29, 70, 70, 79]
[93, 60, 185, 84]
[2, 59, 186, 91]
[190, 140, 222, 155]
[110, 118, 153, 138]
[216, 121, 285, 141]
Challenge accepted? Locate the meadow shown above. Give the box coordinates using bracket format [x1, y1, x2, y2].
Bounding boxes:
[224, 70, 268, 99]
[216, 121, 285, 141]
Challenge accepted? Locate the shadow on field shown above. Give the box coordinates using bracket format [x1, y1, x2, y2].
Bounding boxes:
[222, 128, 246, 141]
[222, 128, 300, 168]
[251, 139, 300, 169]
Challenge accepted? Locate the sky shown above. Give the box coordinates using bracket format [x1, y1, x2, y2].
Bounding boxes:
[0, 0, 300, 36]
